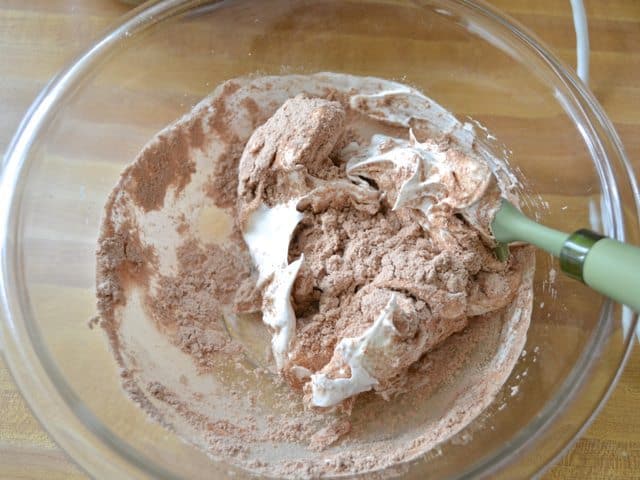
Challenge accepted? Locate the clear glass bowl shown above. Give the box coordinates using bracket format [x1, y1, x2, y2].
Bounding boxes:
[1, 0, 638, 478]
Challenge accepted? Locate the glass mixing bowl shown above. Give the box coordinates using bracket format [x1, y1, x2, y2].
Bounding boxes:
[1, 0, 638, 478]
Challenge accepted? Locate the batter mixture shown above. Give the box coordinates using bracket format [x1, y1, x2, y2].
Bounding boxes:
[95, 73, 534, 477]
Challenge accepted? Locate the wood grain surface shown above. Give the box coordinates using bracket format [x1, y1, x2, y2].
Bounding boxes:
[0, 1, 639, 479]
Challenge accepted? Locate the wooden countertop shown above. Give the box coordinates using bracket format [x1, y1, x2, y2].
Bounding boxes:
[1, 1, 638, 478]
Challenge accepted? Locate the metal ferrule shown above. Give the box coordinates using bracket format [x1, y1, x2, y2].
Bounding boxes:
[559, 229, 604, 282]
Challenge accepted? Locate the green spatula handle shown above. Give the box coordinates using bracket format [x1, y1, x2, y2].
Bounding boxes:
[561, 230, 640, 312]
[492, 200, 640, 312]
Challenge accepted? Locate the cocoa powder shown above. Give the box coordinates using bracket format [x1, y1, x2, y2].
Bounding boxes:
[93, 73, 535, 479]
[126, 120, 198, 212]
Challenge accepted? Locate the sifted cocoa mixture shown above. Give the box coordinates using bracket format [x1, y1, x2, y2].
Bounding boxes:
[94, 73, 534, 478]
[235, 93, 529, 409]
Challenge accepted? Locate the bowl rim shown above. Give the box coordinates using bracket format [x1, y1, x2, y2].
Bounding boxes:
[1, 0, 638, 479]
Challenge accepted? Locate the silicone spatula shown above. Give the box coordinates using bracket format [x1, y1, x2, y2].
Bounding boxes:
[491, 199, 640, 313]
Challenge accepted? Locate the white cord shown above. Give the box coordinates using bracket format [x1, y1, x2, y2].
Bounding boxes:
[570, 0, 590, 84]
[569, 2, 640, 342]
[571, 1, 640, 341]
